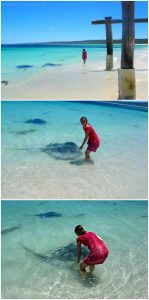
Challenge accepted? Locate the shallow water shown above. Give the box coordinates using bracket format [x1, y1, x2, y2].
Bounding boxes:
[1, 44, 147, 82]
[1, 101, 148, 199]
[1, 200, 148, 299]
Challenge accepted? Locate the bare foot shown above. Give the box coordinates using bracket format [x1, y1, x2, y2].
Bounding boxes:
[80, 271, 87, 280]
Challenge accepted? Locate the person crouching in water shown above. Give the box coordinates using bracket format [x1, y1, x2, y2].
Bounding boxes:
[74, 225, 109, 279]
[82, 49, 87, 64]
[80, 116, 100, 160]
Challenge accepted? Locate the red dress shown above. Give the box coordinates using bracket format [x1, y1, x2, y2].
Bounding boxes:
[82, 51, 87, 61]
[77, 232, 109, 265]
[84, 124, 100, 152]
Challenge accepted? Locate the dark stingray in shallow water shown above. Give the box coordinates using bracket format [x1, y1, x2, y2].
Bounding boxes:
[34, 211, 62, 218]
[1, 225, 21, 235]
[42, 142, 82, 161]
[16, 142, 82, 161]
[1, 80, 9, 85]
[42, 63, 62, 67]
[74, 213, 85, 217]
[21, 242, 88, 263]
[16, 65, 33, 70]
[24, 119, 47, 125]
[38, 201, 47, 206]
[10, 129, 37, 135]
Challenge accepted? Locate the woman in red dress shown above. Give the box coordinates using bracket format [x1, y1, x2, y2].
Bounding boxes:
[75, 225, 109, 278]
[80, 116, 100, 160]
[82, 49, 87, 64]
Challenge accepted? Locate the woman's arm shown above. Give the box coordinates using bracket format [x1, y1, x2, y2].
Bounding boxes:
[76, 240, 82, 263]
[80, 130, 89, 149]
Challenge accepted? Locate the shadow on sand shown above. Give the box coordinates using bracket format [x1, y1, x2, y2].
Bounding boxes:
[69, 159, 94, 166]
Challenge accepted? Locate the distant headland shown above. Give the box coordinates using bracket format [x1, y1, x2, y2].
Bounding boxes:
[2, 38, 148, 46]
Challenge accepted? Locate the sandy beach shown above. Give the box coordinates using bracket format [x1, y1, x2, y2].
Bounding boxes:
[2, 49, 148, 100]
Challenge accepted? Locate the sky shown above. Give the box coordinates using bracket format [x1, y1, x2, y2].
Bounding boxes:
[1, 1, 148, 44]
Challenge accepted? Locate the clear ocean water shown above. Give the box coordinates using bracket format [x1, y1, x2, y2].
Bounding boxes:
[1, 101, 148, 200]
[1, 44, 147, 82]
[1, 200, 148, 299]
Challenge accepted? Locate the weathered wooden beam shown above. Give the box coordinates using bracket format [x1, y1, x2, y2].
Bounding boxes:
[105, 17, 113, 55]
[121, 1, 135, 69]
[92, 18, 148, 25]
[105, 17, 113, 70]
[118, 1, 136, 99]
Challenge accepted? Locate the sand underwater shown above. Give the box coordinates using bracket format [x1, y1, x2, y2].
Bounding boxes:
[1, 101, 148, 200]
[1, 200, 148, 299]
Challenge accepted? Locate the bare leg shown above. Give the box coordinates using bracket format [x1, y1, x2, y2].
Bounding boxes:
[79, 262, 88, 280]
[89, 265, 95, 273]
[80, 262, 87, 272]
[85, 149, 91, 160]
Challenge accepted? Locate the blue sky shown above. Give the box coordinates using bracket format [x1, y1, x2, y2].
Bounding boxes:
[1, 1, 148, 44]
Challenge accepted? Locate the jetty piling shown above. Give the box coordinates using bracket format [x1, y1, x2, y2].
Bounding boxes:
[105, 17, 113, 70]
[118, 1, 135, 99]
[92, 1, 148, 99]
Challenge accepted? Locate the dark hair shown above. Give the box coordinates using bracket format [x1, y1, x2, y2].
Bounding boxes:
[83, 49, 86, 51]
[80, 116, 88, 123]
[74, 225, 86, 235]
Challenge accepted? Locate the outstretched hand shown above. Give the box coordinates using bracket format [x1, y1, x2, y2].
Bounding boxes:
[80, 145, 83, 150]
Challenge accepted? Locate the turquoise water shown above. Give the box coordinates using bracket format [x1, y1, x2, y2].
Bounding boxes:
[1, 101, 148, 199]
[1, 200, 148, 299]
[1, 44, 147, 82]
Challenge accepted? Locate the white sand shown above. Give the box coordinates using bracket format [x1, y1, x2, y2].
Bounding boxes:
[2, 151, 148, 200]
[2, 50, 148, 100]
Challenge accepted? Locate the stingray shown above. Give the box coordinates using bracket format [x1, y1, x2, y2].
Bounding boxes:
[10, 129, 37, 135]
[42, 63, 62, 67]
[74, 213, 85, 217]
[49, 243, 88, 262]
[21, 242, 88, 264]
[34, 211, 62, 218]
[1, 225, 21, 235]
[16, 142, 82, 161]
[38, 201, 47, 206]
[42, 142, 82, 161]
[16, 65, 33, 70]
[24, 119, 47, 125]
[1, 80, 9, 85]
[20, 243, 100, 286]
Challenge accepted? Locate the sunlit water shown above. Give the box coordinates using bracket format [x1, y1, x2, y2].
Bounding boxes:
[1, 101, 148, 199]
[1, 200, 148, 299]
[1, 44, 147, 82]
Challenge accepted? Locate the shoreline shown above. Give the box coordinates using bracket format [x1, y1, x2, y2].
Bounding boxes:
[2, 49, 148, 100]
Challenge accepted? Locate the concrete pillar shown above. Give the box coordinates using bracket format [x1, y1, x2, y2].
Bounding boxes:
[118, 68, 136, 99]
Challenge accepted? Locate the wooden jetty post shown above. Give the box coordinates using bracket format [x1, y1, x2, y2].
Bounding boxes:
[92, 17, 113, 70]
[105, 17, 113, 70]
[92, 9, 147, 94]
[118, 1, 136, 99]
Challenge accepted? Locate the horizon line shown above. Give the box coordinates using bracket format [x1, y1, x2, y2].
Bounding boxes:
[2, 38, 148, 46]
